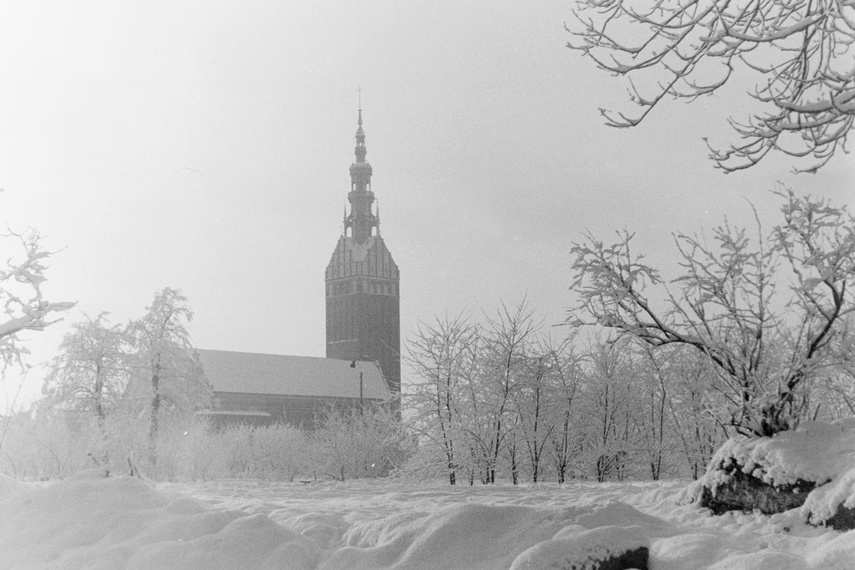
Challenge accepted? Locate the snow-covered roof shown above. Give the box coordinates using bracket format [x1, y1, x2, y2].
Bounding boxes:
[197, 349, 389, 400]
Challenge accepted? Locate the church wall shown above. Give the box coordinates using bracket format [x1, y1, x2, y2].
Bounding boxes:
[210, 391, 382, 429]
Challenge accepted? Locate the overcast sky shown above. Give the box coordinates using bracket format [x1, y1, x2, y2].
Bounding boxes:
[1, 0, 852, 409]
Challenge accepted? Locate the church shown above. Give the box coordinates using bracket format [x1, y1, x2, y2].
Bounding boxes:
[199, 110, 400, 427]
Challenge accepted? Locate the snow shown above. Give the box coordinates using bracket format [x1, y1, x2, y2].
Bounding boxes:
[681, 418, 855, 525]
[3, 470, 855, 569]
[508, 525, 647, 569]
[0, 473, 27, 496]
[712, 419, 855, 487]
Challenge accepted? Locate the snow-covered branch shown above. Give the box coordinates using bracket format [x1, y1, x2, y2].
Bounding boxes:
[570, 190, 855, 436]
[0, 229, 75, 371]
[568, 0, 855, 171]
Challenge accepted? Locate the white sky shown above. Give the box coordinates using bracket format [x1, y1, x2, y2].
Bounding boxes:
[1, 0, 852, 409]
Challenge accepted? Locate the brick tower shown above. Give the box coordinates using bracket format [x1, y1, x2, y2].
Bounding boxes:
[325, 109, 400, 397]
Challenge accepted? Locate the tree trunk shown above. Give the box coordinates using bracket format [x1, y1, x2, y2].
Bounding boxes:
[94, 363, 105, 425]
[149, 366, 161, 467]
[509, 440, 518, 485]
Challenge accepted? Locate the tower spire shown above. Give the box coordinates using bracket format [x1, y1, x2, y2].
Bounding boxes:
[345, 106, 376, 243]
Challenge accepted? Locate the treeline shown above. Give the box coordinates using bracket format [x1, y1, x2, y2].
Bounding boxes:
[3, 294, 852, 484]
[0, 282, 409, 482]
[403, 301, 855, 485]
[0, 286, 210, 480]
[0, 405, 407, 482]
[3, 290, 853, 484]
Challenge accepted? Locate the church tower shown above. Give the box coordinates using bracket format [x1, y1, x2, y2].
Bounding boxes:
[325, 110, 400, 397]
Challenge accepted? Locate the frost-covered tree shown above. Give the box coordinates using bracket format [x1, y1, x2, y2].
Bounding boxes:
[512, 352, 553, 483]
[633, 344, 672, 481]
[579, 335, 639, 482]
[42, 313, 128, 424]
[571, 189, 855, 437]
[405, 304, 588, 485]
[0, 229, 74, 374]
[544, 333, 583, 484]
[126, 288, 210, 464]
[807, 317, 855, 420]
[479, 300, 540, 484]
[406, 314, 480, 485]
[664, 348, 726, 479]
[631, 343, 727, 480]
[512, 335, 579, 483]
[568, 0, 855, 172]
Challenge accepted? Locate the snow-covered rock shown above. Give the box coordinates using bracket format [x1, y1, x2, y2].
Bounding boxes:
[509, 525, 648, 570]
[681, 418, 855, 527]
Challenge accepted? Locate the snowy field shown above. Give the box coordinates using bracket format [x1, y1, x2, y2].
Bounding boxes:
[2, 472, 855, 569]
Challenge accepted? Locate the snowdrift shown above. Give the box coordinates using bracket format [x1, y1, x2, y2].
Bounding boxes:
[0, 470, 321, 570]
[0, 472, 652, 570]
[3, 464, 855, 569]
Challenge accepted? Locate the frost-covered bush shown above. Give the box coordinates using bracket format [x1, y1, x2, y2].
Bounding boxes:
[145, 415, 229, 481]
[1, 408, 223, 481]
[221, 424, 254, 477]
[0, 410, 101, 480]
[312, 406, 411, 481]
[244, 424, 311, 481]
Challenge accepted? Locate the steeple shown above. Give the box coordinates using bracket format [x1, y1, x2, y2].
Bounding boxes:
[345, 109, 378, 243]
[326, 106, 401, 400]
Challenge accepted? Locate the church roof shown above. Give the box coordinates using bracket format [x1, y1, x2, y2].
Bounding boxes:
[197, 349, 390, 400]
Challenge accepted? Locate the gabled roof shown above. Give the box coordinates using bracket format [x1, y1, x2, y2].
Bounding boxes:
[197, 349, 389, 400]
[326, 234, 399, 280]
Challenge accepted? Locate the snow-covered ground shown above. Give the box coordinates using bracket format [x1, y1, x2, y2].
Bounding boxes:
[2, 470, 855, 569]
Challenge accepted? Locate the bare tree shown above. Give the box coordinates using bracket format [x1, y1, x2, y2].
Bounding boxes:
[512, 352, 553, 483]
[568, 0, 855, 172]
[666, 348, 726, 479]
[513, 335, 578, 483]
[580, 334, 639, 482]
[480, 300, 540, 484]
[545, 333, 583, 484]
[571, 189, 855, 437]
[406, 314, 480, 485]
[634, 344, 672, 481]
[458, 339, 492, 484]
[1, 229, 74, 373]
